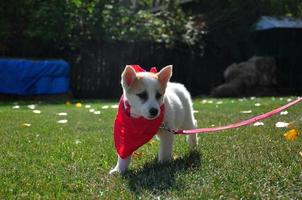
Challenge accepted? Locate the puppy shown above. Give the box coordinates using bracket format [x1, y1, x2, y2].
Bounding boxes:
[109, 65, 197, 174]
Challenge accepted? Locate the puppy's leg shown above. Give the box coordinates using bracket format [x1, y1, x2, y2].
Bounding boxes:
[157, 130, 174, 163]
[187, 134, 197, 149]
[185, 119, 198, 149]
[109, 155, 131, 174]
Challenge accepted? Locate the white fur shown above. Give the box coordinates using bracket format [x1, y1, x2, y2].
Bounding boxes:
[109, 66, 197, 174]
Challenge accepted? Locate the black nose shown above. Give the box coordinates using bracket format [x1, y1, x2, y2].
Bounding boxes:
[149, 108, 159, 117]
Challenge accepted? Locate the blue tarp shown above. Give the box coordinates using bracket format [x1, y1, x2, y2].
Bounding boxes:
[0, 59, 70, 95]
[255, 16, 302, 31]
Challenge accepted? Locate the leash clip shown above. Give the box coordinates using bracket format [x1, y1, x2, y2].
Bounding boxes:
[160, 123, 177, 134]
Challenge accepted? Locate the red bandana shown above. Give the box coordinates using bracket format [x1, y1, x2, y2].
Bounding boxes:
[114, 65, 165, 159]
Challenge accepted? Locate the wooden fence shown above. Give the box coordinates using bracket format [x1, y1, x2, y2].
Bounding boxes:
[0, 39, 235, 99]
[69, 41, 226, 98]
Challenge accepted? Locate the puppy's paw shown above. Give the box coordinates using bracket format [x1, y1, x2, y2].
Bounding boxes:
[109, 167, 121, 175]
[109, 166, 128, 175]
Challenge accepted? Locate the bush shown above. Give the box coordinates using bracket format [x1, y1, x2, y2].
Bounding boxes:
[0, 0, 194, 52]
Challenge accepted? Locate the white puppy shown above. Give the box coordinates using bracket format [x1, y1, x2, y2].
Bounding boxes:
[109, 65, 197, 174]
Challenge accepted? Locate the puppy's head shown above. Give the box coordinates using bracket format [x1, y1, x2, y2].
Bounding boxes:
[121, 65, 172, 119]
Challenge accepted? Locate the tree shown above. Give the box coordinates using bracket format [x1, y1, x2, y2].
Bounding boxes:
[0, 0, 193, 53]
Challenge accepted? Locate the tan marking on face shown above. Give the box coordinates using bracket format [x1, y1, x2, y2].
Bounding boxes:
[128, 76, 144, 94]
[146, 73, 166, 95]
[128, 72, 167, 96]
[158, 87, 166, 96]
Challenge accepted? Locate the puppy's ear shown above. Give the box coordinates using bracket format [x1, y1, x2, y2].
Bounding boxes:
[158, 65, 172, 86]
[122, 65, 136, 88]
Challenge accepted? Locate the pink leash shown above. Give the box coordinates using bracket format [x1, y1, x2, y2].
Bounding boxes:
[175, 97, 302, 135]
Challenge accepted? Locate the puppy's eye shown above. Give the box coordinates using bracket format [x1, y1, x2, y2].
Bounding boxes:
[137, 91, 148, 101]
[156, 91, 162, 99]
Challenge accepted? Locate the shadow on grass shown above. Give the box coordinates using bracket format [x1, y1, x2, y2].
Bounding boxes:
[122, 150, 202, 195]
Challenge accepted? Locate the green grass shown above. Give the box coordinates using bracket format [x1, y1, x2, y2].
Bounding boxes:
[0, 97, 301, 199]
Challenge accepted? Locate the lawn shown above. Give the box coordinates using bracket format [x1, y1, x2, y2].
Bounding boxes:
[0, 97, 301, 199]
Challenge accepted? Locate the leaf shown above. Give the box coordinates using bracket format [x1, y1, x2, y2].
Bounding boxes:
[283, 129, 299, 141]
[75, 103, 82, 108]
[21, 123, 31, 127]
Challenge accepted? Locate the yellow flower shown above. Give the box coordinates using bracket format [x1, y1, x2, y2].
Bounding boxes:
[65, 101, 71, 105]
[283, 129, 299, 141]
[75, 102, 82, 108]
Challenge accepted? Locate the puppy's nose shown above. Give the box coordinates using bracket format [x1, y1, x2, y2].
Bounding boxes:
[149, 108, 159, 117]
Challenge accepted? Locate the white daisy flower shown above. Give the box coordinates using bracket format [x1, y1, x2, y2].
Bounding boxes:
[111, 105, 118, 109]
[12, 105, 20, 109]
[240, 110, 252, 114]
[57, 119, 68, 124]
[280, 111, 288, 115]
[275, 122, 289, 128]
[94, 111, 101, 115]
[33, 110, 41, 114]
[101, 105, 109, 109]
[253, 122, 264, 126]
[27, 104, 36, 109]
